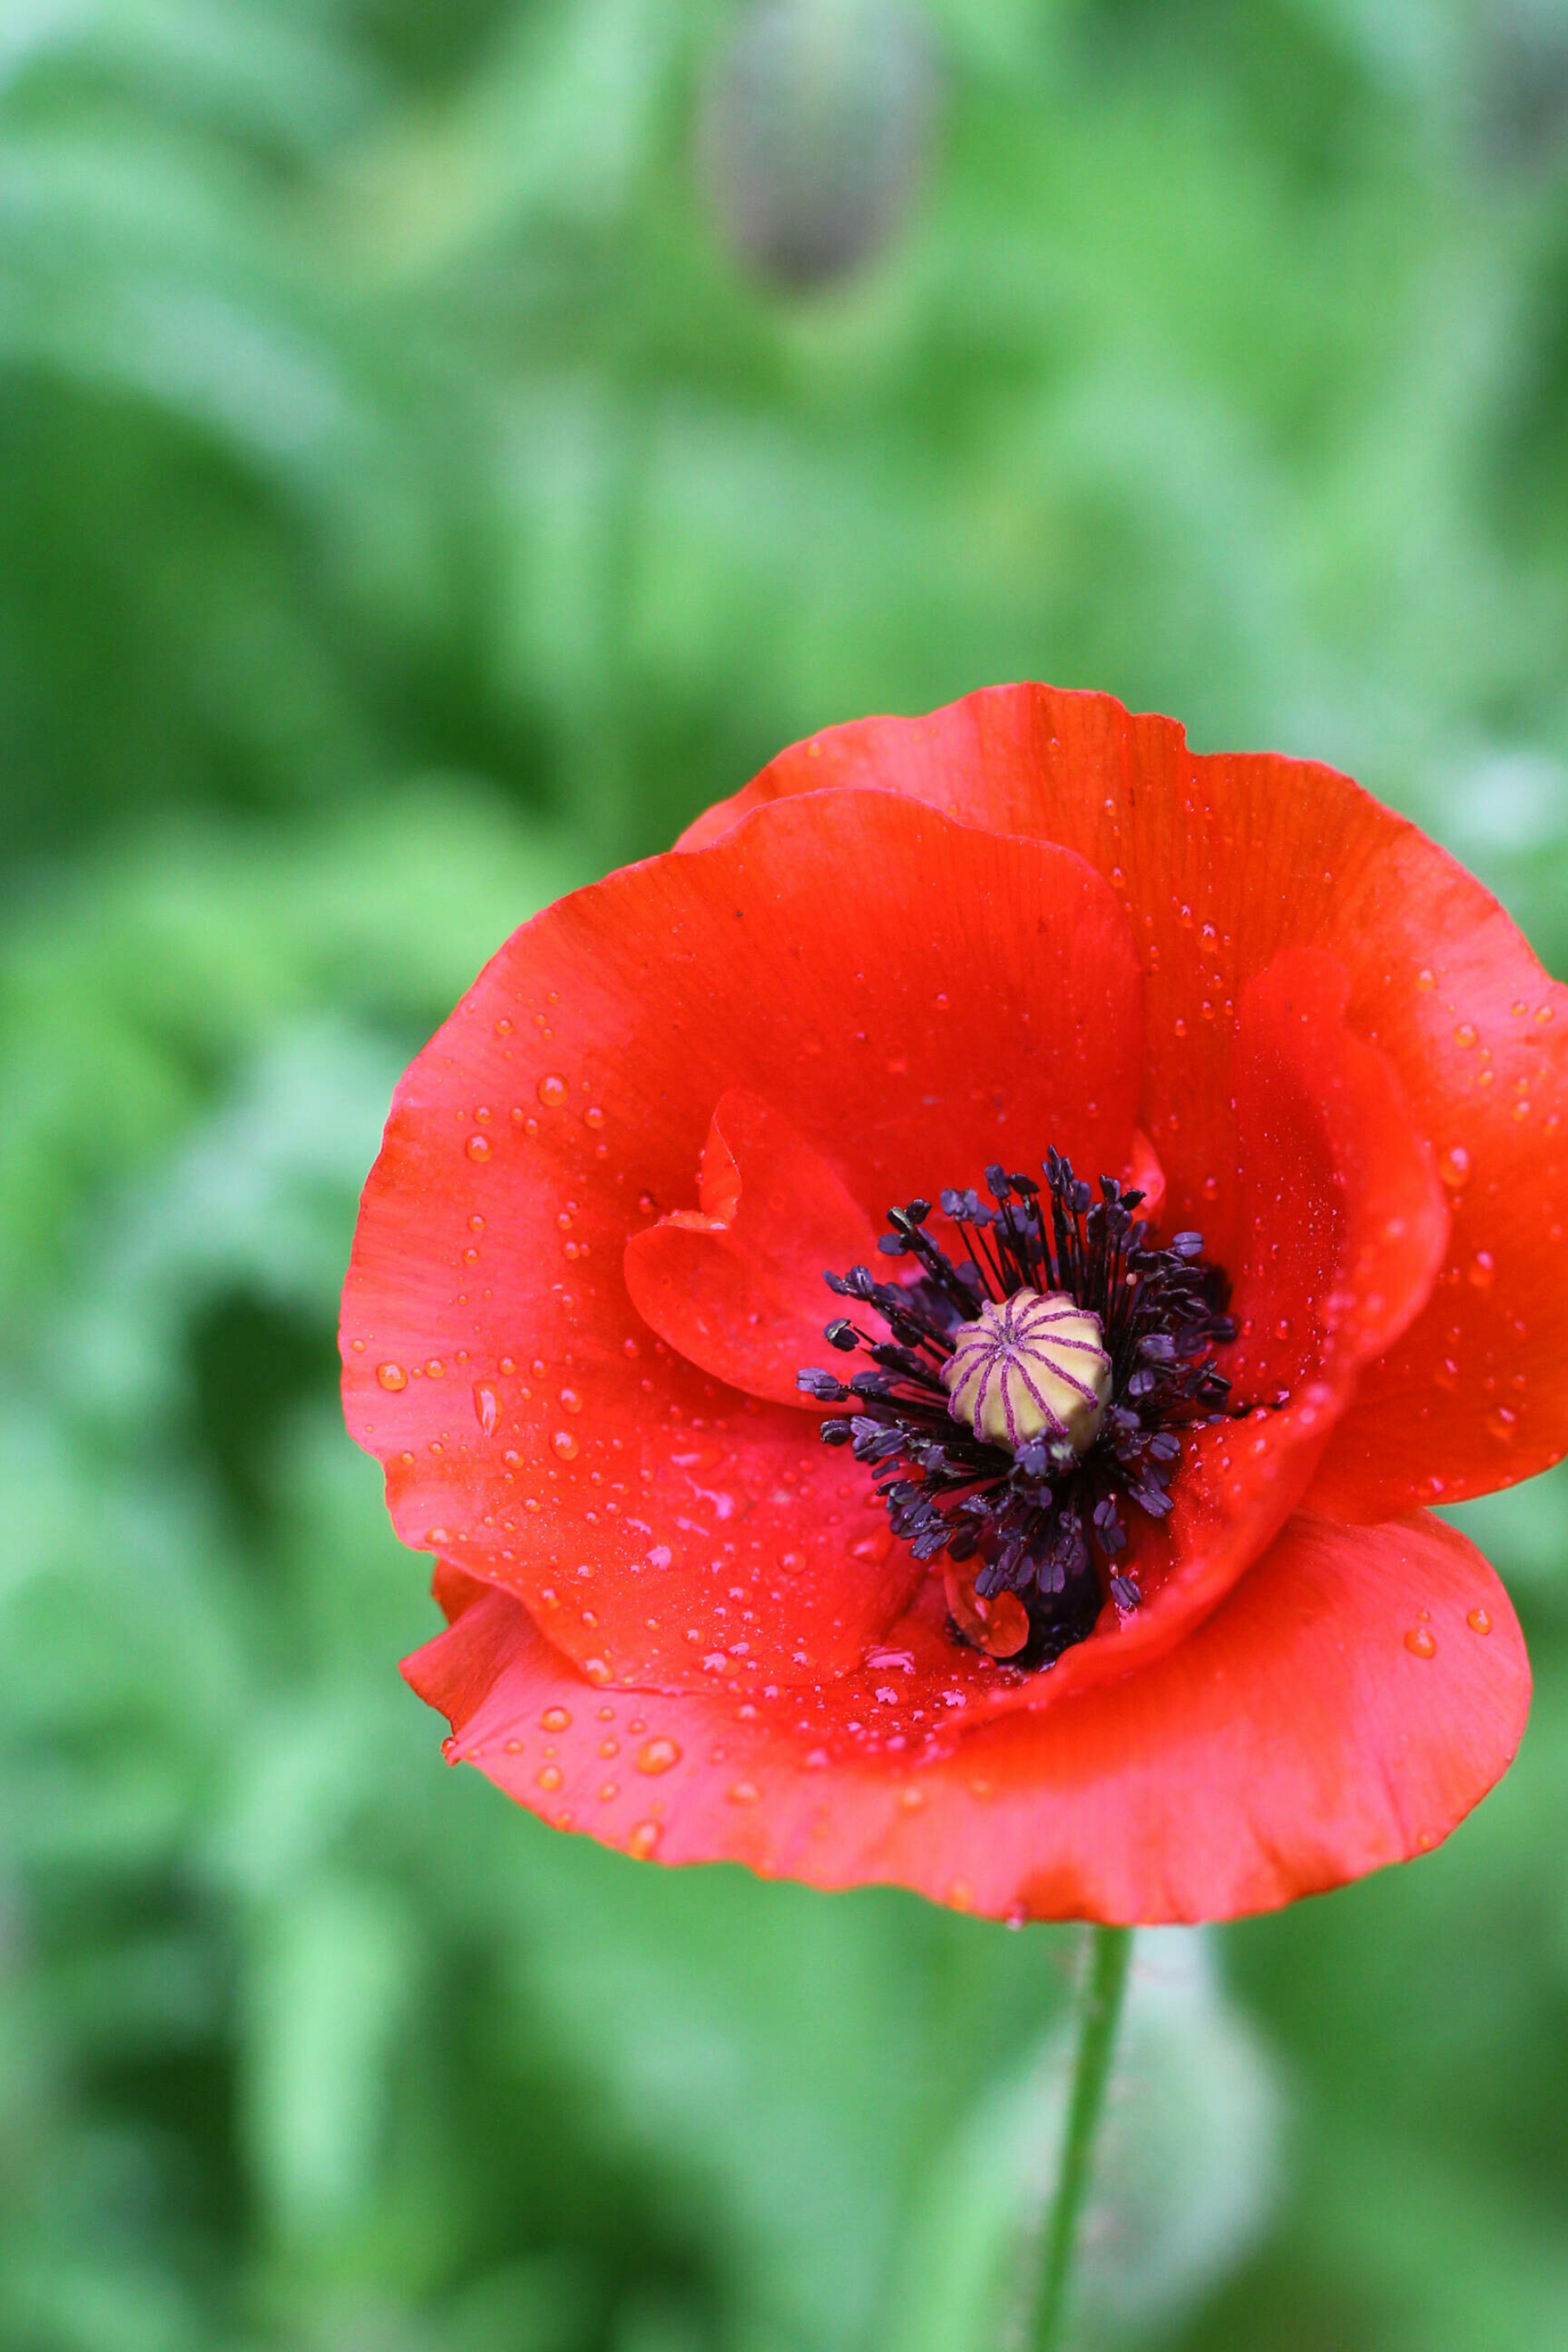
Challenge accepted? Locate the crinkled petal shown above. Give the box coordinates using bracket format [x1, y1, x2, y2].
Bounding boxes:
[682, 684, 1568, 1509]
[624, 1089, 878, 1408]
[342, 789, 1143, 1690]
[406, 1509, 1529, 1924]
[980, 944, 1449, 1716]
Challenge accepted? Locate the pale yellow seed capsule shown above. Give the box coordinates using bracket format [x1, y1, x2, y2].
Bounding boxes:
[942, 1290, 1112, 1455]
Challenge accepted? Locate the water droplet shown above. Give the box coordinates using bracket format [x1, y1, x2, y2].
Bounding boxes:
[552, 1430, 580, 1459]
[583, 1658, 612, 1685]
[425, 1358, 446, 1379]
[1467, 1607, 1493, 1635]
[637, 1737, 682, 1775]
[537, 1073, 568, 1107]
[897, 1786, 924, 1812]
[1454, 1023, 1477, 1049]
[1404, 1626, 1437, 1659]
[728, 1780, 760, 1805]
[376, 1361, 408, 1391]
[541, 1706, 572, 1731]
[1201, 1174, 1220, 1201]
[585, 1105, 606, 1129]
[441, 1735, 461, 1764]
[946, 1879, 975, 1911]
[536, 1764, 564, 1792]
[1513, 1098, 1532, 1121]
[1536, 1002, 1555, 1024]
[559, 1387, 583, 1414]
[466, 1134, 492, 1161]
[628, 1820, 661, 1859]
[1468, 1251, 1495, 1290]
[599, 1781, 619, 1802]
[1437, 1145, 1472, 1190]
[503, 1737, 523, 1753]
[1486, 1405, 1517, 1441]
[474, 1383, 499, 1437]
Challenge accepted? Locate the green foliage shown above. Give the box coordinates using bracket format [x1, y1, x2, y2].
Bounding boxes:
[3, 2, 1568, 2347]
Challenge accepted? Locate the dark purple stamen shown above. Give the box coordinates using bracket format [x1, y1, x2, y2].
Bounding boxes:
[797, 1152, 1252, 1671]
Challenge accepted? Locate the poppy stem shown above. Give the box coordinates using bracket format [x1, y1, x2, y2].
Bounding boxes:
[1027, 1922, 1134, 2351]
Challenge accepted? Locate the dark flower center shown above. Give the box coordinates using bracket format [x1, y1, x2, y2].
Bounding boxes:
[797, 1152, 1245, 1671]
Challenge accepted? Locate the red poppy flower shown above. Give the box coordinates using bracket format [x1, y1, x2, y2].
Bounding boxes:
[341, 684, 1561, 1923]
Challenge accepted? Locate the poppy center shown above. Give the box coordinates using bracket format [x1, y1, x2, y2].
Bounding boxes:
[797, 1151, 1242, 1671]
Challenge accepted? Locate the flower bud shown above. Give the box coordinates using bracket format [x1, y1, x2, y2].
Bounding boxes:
[697, 0, 939, 292]
[942, 1290, 1112, 1455]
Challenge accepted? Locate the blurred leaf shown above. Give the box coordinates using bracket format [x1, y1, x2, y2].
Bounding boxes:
[880, 1928, 1281, 2351]
[241, 1872, 420, 2248]
[0, 788, 584, 1317]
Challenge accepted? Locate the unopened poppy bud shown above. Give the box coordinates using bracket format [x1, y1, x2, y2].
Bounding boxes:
[698, 0, 939, 292]
[942, 1290, 1112, 1456]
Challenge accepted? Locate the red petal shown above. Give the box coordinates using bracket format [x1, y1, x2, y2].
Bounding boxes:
[404, 1508, 1529, 1924]
[624, 1089, 878, 1408]
[683, 684, 1568, 1508]
[342, 788, 1142, 1690]
[978, 945, 1448, 1715]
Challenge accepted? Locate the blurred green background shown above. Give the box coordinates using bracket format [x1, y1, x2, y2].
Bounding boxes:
[4, 2, 1568, 2346]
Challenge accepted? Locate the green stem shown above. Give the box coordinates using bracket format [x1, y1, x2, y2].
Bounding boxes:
[1028, 1923, 1134, 2352]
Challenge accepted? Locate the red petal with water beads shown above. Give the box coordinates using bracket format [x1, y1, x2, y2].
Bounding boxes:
[960, 942, 1448, 1717]
[342, 789, 1143, 1693]
[629, 1103, 1169, 1423]
[407, 1507, 1530, 1925]
[682, 684, 1568, 1510]
[625, 1089, 878, 1408]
